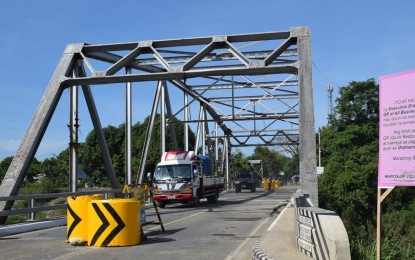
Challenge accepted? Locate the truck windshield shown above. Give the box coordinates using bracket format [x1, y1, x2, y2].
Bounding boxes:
[154, 165, 191, 180]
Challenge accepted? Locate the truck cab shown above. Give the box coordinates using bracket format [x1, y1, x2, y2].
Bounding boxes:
[152, 151, 224, 208]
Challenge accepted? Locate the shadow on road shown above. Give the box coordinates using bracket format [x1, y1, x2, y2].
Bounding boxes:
[141, 227, 186, 244]
[146, 186, 297, 217]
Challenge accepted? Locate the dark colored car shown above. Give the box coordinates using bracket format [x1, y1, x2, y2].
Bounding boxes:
[234, 173, 256, 193]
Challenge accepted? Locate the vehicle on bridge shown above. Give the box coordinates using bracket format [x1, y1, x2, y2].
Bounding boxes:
[152, 151, 225, 208]
[234, 172, 256, 193]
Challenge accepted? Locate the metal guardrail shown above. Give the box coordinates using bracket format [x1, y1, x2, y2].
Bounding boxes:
[0, 189, 123, 219]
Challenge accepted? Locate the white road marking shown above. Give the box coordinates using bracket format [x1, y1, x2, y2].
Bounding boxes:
[267, 202, 290, 231]
[145, 210, 207, 231]
[224, 216, 270, 260]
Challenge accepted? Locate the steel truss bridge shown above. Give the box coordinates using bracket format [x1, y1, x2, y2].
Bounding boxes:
[0, 27, 318, 220]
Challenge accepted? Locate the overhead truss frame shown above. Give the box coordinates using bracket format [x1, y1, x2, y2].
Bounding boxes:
[0, 26, 318, 218]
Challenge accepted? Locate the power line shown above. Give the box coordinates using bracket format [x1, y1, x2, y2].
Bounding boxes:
[312, 60, 333, 85]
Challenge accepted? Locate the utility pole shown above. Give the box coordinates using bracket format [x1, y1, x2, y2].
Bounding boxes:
[316, 131, 325, 177]
[326, 84, 334, 117]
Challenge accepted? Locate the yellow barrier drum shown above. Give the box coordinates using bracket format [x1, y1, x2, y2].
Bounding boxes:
[88, 198, 140, 247]
[263, 179, 270, 190]
[272, 180, 280, 190]
[67, 194, 102, 242]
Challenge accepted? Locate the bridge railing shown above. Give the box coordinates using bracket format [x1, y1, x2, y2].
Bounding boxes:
[293, 191, 351, 259]
[0, 189, 122, 221]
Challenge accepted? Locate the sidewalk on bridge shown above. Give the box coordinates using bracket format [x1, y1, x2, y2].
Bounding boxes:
[252, 201, 310, 260]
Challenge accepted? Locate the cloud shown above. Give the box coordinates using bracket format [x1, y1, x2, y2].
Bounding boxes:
[36, 139, 68, 160]
[0, 139, 20, 160]
[0, 139, 68, 161]
[0, 139, 20, 152]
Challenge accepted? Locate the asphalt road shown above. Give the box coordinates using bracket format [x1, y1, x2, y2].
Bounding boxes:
[0, 186, 297, 260]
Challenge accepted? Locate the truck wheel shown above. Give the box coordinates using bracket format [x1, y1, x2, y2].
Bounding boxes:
[251, 187, 256, 192]
[156, 201, 166, 208]
[207, 190, 219, 203]
[235, 187, 241, 193]
[193, 192, 201, 207]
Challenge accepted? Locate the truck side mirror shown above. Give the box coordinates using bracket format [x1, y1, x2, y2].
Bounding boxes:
[147, 172, 152, 181]
[193, 169, 198, 179]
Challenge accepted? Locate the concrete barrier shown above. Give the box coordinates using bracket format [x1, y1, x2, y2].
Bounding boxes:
[88, 199, 140, 247]
[67, 194, 103, 242]
[294, 194, 351, 260]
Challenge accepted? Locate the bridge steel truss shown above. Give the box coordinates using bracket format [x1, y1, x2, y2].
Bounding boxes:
[0, 26, 318, 219]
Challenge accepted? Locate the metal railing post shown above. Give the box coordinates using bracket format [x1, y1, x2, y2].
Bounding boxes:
[28, 199, 35, 221]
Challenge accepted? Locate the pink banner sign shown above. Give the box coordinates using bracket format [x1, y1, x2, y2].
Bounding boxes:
[379, 70, 415, 187]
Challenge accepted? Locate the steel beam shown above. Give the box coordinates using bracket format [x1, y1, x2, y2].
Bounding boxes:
[137, 81, 163, 184]
[0, 44, 82, 222]
[80, 30, 291, 53]
[77, 65, 120, 189]
[63, 64, 297, 86]
[164, 83, 178, 151]
[81, 85, 119, 189]
[69, 69, 79, 192]
[295, 27, 318, 206]
[184, 93, 189, 151]
[161, 81, 166, 154]
[125, 67, 132, 185]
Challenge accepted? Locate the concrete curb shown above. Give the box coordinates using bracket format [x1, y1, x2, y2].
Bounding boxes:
[251, 201, 310, 260]
[251, 240, 274, 260]
[0, 217, 67, 237]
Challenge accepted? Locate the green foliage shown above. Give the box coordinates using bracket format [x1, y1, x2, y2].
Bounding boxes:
[231, 146, 295, 184]
[248, 146, 294, 181]
[0, 156, 43, 183]
[232, 149, 251, 175]
[19, 178, 61, 195]
[26, 158, 42, 182]
[5, 215, 27, 225]
[250, 146, 281, 178]
[383, 207, 415, 238]
[285, 152, 299, 176]
[333, 78, 379, 129]
[382, 186, 415, 212]
[41, 152, 69, 189]
[0, 156, 13, 182]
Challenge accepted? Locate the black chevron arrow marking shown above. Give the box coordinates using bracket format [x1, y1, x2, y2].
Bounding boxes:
[67, 202, 82, 239]
[101, 203, 126, 246]
[90, 203, 110, 246]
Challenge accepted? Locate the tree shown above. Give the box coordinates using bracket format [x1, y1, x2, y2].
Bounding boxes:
[249, 147, 279, 179]
[232, 149, 251, 176]
[334, 79, 379, 129]
[0, 156, 13, 182]
[0, 156, 42, 184]
[41, 151, 69, 188]
[319, 79, 379, 231]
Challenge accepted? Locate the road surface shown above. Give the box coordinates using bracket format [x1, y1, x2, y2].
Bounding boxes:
[0, 186, 297, 260]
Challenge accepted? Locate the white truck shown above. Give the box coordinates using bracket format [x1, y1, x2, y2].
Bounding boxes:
[151, 151, 225, 208]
